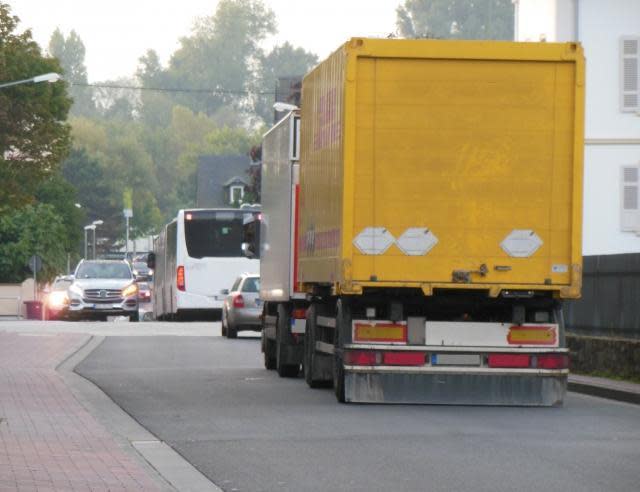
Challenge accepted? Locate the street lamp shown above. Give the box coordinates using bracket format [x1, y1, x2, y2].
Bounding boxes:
[92, 220, 103, 260]
[83, 224, 96, 259]
[0, 72, 61, 90]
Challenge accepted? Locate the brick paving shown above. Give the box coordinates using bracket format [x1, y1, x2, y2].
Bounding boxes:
[0, 332, 162, 491]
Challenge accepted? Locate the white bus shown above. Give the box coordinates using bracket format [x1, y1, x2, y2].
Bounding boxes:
[149, 208, 259, 320]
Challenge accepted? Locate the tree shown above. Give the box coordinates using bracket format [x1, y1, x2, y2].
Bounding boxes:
[165, 0, 276, 118]
[0, 2, 72, 209]
[254, 42, 318, 124]
[48, 28, 94, 116]
[0, 204, 67, 283]
[396, 0, 514, 40]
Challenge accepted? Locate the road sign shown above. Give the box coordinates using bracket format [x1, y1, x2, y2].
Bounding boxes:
[26, 255, 42, 273]
[123, 208, 133, 218]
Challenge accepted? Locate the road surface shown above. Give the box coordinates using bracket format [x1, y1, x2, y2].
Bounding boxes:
[72, 322, 640, 492]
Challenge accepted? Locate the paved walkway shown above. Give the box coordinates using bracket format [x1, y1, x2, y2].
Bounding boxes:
[0, 332, 163, 491]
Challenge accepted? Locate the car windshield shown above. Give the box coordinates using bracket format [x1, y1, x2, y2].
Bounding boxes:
[76, 262, 132, 279]
[52, 279, 73, 291]
[241, 277, 260, 293]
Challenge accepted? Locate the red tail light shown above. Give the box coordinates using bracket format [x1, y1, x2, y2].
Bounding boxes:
[177, 266, 185, 291]
[232, 294, 245, 308]
[344, 350, 380, 366]
[535, 354, 570, 369]
[382, 352, 425, 366]
[292, 308, 307, 319]
[488, 354, 531, 368]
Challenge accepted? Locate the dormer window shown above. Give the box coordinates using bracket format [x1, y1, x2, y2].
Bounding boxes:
[230, 185, 245, 204]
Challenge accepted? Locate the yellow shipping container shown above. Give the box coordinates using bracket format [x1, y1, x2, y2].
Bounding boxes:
[298, 38, 584, 299]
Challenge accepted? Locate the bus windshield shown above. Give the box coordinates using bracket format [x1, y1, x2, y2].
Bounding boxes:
[184, 211, 244, 258]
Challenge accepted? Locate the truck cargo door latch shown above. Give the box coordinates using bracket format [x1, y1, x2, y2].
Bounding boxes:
[452, 264, 488, 283]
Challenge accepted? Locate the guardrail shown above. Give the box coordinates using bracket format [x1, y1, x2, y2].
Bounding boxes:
[0, 296, 22, 319]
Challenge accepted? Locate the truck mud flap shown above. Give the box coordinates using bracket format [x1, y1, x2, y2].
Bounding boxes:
[344, 372, 567, 407]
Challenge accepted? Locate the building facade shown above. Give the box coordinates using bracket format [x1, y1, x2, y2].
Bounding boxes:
[515, 0, 640, 255]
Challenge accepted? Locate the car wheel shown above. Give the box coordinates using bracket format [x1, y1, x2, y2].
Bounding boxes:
[221, 310, 228, 336]
[226, 320, 237, 339]
[129, 312, 139, 322]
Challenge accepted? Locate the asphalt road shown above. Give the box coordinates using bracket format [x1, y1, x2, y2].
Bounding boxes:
[75, 325, 640, 492]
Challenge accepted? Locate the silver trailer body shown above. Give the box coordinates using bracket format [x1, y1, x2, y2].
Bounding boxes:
[260, 112, 302, 303]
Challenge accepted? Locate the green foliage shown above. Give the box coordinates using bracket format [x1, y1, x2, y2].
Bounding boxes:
[396, 0, 514, 40]
[48, 28, 94, 116]
[0, 2, 72, 208]
[254, 42, 318, 123]
[0, 204, 67, 283]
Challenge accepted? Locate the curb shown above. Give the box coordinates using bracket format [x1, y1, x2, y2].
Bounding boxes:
[58, 335, 223, 492]
[568, 380, 640, 405]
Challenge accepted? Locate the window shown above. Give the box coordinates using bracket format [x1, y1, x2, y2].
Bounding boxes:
[621, 37, 639, 112]
[230, 185, 244, 204]
[621, 165, 640, 233]
[241, 277, 260, 293]
[184, 212, 244, 258]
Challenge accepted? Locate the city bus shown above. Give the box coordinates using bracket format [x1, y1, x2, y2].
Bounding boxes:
[149, 208, 260, 320]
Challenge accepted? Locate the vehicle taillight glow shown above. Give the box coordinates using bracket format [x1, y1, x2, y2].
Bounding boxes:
[343, 350, 380, 366]
[488, 354, 531, 368]
[177, 266, 185, 291]
[535, 354, 569, 369]
[382, 352, 425, 366]
[233, 294, 245, 308]
[292, 308, 307, 319]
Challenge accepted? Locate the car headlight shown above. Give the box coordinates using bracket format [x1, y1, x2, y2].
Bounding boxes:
[122, 283, 138, 298]
[48, 291, 69, 308]
[68, 284, 83, 298]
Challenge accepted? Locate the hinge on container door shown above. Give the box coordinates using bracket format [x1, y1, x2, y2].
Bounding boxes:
[452, 264, 488, 283]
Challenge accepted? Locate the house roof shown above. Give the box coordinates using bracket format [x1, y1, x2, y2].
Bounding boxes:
[196, 155, 251, 207]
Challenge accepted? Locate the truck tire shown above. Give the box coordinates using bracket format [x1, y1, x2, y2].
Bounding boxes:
[276, 304, 299, 377]
[333, 299, 349, 403]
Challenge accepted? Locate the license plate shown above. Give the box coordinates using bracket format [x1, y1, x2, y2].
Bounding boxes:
[255, 299, 262, 307]
[431, 354, 481, 366]
[95, 304, 112, 310]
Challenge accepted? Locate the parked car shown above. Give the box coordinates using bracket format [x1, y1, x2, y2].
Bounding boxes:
[44, 275, 74, 320]
[67, 260, 139, 321]
[221, 274, 261, 338]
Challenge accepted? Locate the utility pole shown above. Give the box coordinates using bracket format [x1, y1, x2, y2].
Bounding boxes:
[124, 208, 133, 261]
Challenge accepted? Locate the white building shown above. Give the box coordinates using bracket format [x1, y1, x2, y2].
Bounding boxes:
[515, 0, 640, 255]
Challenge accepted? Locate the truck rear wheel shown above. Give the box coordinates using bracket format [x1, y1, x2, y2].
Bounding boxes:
[333, 299, 349, 403]
[276, 304, 299, 377]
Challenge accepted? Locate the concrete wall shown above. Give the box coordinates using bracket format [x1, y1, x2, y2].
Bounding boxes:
[567, 334, 640, 380]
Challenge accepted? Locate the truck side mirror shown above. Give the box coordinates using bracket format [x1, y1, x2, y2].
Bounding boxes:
[147, 252, 156, 269]
[241, 242, 255, 259]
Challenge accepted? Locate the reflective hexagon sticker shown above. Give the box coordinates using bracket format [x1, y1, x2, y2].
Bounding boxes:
[500, 229, 543, 257]
[396, 228, 438, 256]
[353, 227, 395, 255]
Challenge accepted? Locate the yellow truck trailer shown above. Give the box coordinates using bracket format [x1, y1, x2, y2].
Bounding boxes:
[255, 38, 584, 405]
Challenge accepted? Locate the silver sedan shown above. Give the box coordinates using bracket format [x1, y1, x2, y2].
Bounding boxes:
[221, 274, 262, 338]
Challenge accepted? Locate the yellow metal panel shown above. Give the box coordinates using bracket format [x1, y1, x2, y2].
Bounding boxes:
[299, 38, 584, 298]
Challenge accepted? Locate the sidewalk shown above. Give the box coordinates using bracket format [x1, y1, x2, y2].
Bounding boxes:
[569, 374, 640, 405]
[0, 332, 165, 491]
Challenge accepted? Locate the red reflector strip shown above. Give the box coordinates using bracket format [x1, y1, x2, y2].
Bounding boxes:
[488, 354, 531, 368]
[292, 308, 307, 319]
[382, 352, 425, 366]
[344, 350, 379, 366]
[536, 354, 569, 369]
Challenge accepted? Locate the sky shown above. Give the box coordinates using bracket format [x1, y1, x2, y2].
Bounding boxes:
[10, 0, 402, 82]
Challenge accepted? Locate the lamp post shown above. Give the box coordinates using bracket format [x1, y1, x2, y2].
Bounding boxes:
[0, 72, 61, 89]
[92, 220, 103, 259]
[83, 225, 95, 259]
